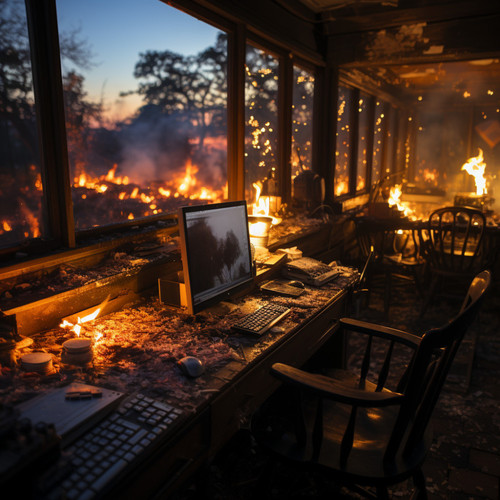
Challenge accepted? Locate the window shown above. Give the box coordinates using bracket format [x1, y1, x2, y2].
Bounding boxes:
[335, 86, 353, 196]
[244, 44, 279, 207]
[56, 0, 228, 230]
[2, 1, 324, 261]
[291, 65, 314, 192]
[0, 0, 44, 248]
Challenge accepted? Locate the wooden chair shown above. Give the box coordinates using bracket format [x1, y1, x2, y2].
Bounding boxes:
[419, 206, 486, 315]
[251, 270, 491, 499]
[355, 217, 424, 317]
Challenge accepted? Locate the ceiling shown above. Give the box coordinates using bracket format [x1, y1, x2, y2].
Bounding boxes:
[286, 0, 500, 105]
[343, 59, 500, 106]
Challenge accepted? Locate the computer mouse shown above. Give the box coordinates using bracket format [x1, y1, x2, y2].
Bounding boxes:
[178, 356, 204, 378]
[288, 280, 305, 289]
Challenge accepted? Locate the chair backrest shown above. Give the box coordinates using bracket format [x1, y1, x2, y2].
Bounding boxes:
[387, 269, 491, 460]
[421, 206, 486, 275]
[355, 218, 419, 265]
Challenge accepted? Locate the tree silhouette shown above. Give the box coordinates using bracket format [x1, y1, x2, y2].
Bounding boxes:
[0, 0, 94, 165]
[125, 33, 227, 153]
[63, 71, 103, 179]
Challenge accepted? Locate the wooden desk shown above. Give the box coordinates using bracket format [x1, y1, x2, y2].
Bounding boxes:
[5, 268, 358, 499]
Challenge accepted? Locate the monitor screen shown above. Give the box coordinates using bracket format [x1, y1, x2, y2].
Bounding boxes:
[178, 201, 254, 314]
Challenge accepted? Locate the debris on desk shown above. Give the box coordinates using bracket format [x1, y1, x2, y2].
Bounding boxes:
[1, 267, 360, 410]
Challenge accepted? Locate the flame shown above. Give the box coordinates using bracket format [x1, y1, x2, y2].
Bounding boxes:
[462, 149, 488, 196]
[388, 184, 413, 217]
[335, 180, 348, 197]
[250, 181, 281, 225]
[70, 148, 227, 223]
[60, 307, 101, 338]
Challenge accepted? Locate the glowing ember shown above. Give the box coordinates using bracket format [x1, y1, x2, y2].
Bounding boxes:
[462, 149, 488, 196]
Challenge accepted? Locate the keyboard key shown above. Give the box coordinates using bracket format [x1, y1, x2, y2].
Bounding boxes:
[91, 459, 128, 491]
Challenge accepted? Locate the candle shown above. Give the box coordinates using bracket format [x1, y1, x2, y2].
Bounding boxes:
[61, 338, 93, 366]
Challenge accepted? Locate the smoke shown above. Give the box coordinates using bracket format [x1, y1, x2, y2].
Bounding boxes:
[118, 109, 191, 185]
[115, 107, 227, 190]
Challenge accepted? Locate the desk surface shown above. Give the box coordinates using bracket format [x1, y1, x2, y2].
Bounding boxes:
[5, 266, 357, 409]
[4, 267, 358, 498]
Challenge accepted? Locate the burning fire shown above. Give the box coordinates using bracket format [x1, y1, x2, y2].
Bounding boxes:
[72, 157, 226, 221]
[248, 180, 282, 246]
[60, 307, 102, 341]
[251, 182, 281, 225]
[388, 184, 413, 217]
[462, 149, 488, 196]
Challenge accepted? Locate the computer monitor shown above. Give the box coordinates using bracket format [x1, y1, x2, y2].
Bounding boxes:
[178, 200, 254, 314]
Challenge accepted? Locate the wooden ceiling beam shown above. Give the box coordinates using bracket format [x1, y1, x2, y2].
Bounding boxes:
[329, 14, 500, 67]
[322, 1, 500, 35]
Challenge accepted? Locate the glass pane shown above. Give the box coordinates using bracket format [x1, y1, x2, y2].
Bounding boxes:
[0, 0, 45, 248]
[335, 86, 352, 197]
[56, 0, 228, 230]
[372, 100, 386, 187]
[291, 65, 314, 195]
[385, 106, 395, 176]
[245, 45, 279, 211]
[356, 93, 369, 192]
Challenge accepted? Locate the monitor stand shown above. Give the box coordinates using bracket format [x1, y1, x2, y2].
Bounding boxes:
[197, 301, 239, 317]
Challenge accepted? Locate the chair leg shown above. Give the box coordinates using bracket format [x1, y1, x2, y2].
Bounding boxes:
[410, 468, 428, 500]
[420, 275, 438, 318]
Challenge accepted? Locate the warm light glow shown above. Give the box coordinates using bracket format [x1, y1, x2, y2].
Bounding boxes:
[249, 221, 270, 237]
[335, 180, 348, 197]
[71, 149, 227, 223]
[60, 307, 101, 338]
[462, 149, 488, 196]
[388, 184, 413, 217]
[251, 181, 281, 225]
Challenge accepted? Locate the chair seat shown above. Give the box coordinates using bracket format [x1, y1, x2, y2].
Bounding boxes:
[383, 254, 423, 267]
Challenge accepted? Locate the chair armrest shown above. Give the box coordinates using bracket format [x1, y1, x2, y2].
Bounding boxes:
[339, 317, 421, 349]
[271, 363, 404, 408]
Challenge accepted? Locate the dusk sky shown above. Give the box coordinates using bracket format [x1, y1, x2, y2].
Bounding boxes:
[56, 0, 223, 121]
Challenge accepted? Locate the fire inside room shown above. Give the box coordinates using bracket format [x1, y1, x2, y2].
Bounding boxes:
[1, 1, 499, 499]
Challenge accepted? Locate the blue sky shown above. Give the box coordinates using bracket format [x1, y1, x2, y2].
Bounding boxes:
[56, 0, 222, 120]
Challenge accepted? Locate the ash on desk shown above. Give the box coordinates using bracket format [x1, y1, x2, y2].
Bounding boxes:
[1, 266, 358, 413]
